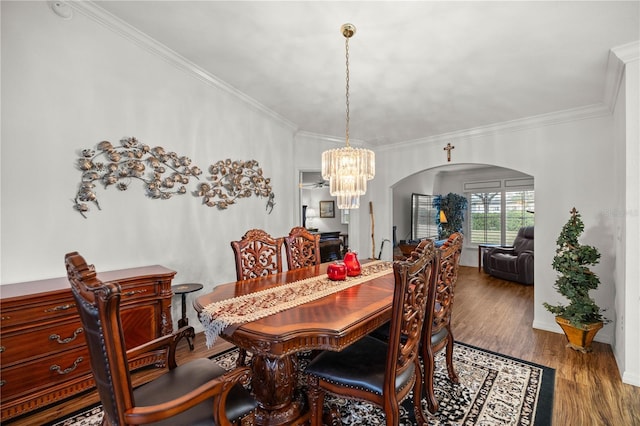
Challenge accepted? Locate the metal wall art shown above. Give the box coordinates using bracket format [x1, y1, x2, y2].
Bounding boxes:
[196, 159, 272, 210]
[73, 137, 273, 217]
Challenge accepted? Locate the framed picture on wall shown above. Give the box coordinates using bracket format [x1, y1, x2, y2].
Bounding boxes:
[319, 200, 335, 218]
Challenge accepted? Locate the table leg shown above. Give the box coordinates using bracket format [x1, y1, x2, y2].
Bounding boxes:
[251, 353, 308, 426]
[177, 294, 194, 350]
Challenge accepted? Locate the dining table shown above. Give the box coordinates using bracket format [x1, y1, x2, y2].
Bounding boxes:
[194, 260, 395, 426]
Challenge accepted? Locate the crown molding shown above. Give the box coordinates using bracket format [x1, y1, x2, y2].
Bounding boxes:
[612, 40, 640, 64]
[294, 130, 367, 148]
[68, 1, 297, 132]
[378, 103, 611, 153]
[299, 103, 610, 153]
[603, 41, 640, 112]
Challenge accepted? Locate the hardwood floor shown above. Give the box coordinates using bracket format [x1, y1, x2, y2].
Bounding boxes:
[7, 266, 640, 425]
[453, 266, 640, 426]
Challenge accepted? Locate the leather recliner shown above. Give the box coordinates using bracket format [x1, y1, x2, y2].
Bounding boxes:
[483, 226, 534, 285]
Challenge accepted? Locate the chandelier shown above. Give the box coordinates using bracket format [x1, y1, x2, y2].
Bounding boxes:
[321, 23, 375, 210]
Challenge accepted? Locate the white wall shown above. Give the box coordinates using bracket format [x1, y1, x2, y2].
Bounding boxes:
[612, 57, 628, 383]
[370, 115, 617, 345]
[366, 106, 640, 385]
[1, 2, 296, 330]
[617, 54, 640, 386]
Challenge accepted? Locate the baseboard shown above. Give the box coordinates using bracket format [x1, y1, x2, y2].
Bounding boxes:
[622, 371, 640, 387]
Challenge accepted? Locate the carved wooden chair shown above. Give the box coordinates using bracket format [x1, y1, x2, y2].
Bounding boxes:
[305, 241, 439, 426]
[284, 226, 321, 270]
[65, 252, 257, 426]
[422, 232, 463, 413]
[230, 229, 284, 366]
[231, 229, 284, 281]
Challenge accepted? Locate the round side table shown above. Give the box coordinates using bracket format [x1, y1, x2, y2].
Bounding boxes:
[172, 283, 204, 350]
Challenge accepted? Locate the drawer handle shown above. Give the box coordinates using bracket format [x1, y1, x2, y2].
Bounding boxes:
[123, 289, 147, 297]
[50, 327, 84, 344]
[44, 303, 76, 313]
[50, 357, 83, 375]
[0, 380, 5, 387]
[0, 346, 4, 353]
[1, 316, 10, 320]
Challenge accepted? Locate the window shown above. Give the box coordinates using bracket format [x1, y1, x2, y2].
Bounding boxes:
[470, 192, 502, 244]
[411, 193, 438, 240]
[469, 190, 534, 245]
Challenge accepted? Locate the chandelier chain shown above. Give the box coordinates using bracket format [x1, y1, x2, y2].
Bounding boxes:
[321, 23, 375, 210]
[345, 36, 350, 147]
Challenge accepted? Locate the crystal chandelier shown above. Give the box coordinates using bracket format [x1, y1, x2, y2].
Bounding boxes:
[322, 23, 375, 210]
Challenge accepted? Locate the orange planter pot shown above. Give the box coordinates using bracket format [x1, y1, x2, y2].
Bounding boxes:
[555, 316, 603, 353]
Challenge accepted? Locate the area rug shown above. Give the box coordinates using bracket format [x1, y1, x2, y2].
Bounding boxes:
[47, 342, 554, 426]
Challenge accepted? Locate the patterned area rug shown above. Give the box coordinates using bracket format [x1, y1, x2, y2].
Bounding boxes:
[47, 342, 554, 426]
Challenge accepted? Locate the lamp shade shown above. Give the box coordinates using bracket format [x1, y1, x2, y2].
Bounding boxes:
[439, 210, 448, 223]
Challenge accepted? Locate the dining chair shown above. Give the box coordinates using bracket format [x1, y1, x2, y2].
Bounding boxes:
[368, 239, 431, 340]
[283, 226, 321, 270]
[305, 241, 439, 426]
[230, 229, 284, 366]
[231, 229, 284, 281]
[369, 234, 463, 414]
[422, 232, 463, 413]
[65, 252, 257, 426]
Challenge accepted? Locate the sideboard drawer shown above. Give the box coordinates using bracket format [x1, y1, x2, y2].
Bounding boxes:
[0, 346, 90, 399]
[1, 319, 86, 366]
[0, 292, 77, 330]
[119, 281, 159, 302]
[0, 264, 175, 422]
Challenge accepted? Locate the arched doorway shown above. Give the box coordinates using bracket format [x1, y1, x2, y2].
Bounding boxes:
[391, 163, 534, 269]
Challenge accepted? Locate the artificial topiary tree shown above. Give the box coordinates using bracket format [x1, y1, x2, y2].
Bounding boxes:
[543, 207, 606, 327]
[433, 193, 468, 239]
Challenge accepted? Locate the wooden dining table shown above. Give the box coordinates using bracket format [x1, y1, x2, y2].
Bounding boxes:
[194, 261, 395, 426]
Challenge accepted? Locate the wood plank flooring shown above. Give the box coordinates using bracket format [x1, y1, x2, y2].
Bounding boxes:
[7, 266, 640, 425]
[453, 267, 640, 426]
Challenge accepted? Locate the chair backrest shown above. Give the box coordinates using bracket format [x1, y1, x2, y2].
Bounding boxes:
[231, 229, 284, 280]
[405, 238, 431, 262]
[284, 226, 321, 270]
[386, 240, 439, 394]
[430, 232, 463, 337]
[513, 226, 534, 254]
[65, 252, 133, 426]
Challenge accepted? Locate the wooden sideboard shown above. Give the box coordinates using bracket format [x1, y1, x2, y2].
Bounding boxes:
[0, 265, 176, 422]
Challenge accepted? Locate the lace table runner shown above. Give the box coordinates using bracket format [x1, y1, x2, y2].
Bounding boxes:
[201, 260, 393, 347]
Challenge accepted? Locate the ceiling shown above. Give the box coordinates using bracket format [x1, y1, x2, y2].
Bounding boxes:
[91, 1, 639, 147]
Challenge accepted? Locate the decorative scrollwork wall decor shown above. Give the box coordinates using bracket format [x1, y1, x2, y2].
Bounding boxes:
[73, 137, 273, 217]
[196, 159, 272, 210]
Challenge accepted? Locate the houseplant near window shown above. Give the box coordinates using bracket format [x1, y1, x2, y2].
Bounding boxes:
[543, 207, 607, 353]
[433, 193, 468, 239]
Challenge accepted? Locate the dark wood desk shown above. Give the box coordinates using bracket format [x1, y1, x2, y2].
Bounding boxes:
[194, 262, 394, 426]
